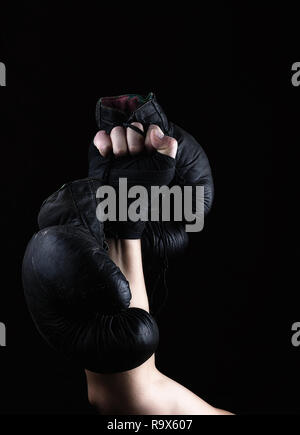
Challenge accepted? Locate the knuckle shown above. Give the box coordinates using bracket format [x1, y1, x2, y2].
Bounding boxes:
[128, 144, 143, 155]
[94, 133, 111, 156]
[99, 143, 110, 154]
[93, 130, 106, 146]
[114, 147, 128, 157]
[131, 121, 144, 131]
[111, 125, 125, 136]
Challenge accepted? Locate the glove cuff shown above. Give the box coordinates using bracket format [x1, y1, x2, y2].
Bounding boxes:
[104, 220, 145, 240]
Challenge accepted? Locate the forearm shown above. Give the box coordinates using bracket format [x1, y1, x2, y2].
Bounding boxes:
[85, 238, 155, 413]
[89, 240, 231, 415]
[107, 239, 149, 312]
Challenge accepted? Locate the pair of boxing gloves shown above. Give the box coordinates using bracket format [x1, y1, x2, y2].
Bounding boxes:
[22, 93, 214, 373]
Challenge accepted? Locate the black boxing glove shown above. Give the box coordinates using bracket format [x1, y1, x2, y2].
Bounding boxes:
[89, 148, 176, 240]
[88, 93, 214, 256]
[89, 94, 177, 240]
[22, 178, 159, 373]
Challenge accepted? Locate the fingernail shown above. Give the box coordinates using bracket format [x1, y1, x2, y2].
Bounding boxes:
[154, 127, 164, 139]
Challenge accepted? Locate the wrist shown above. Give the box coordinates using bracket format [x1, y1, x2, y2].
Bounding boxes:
[104, 220, 145, 241]
[107, 238, 141, 253]
[107, 239, 142, 273]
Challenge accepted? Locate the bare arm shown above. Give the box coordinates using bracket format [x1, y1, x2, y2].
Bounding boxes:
[107, 239, 149, 311]
[86, 124, 233, 415]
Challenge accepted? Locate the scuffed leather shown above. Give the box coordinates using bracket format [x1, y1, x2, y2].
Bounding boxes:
[88, 93, 214, 255]
[22, 178, 159, 373]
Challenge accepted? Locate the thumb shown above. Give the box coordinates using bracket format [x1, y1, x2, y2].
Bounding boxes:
[150, 125, 178, 158]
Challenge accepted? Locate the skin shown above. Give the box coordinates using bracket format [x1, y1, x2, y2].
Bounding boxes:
[85, 124, 233, 415]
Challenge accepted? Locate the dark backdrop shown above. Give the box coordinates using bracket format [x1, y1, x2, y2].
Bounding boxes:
[0, 3, 298, 414]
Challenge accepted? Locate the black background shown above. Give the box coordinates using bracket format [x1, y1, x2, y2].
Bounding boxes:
[0, 3, 299, 414]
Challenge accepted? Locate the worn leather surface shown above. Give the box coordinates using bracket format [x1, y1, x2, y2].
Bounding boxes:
[22, 178, 159, 373]
[88, 93, 214, 250]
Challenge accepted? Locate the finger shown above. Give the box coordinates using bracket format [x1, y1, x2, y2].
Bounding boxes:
[145, 124, 157, 153]
[149, 125, 178, 158]
[126, 122, 144, 155]
[110, 126, 128, 157]
[93, 130, 113, 157]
